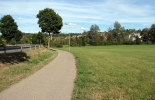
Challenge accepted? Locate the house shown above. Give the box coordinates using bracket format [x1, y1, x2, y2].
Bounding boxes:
[65, 36, 70, 39]
[129, 33, 141, 41]
[65, 34, 83, 39]
[77, 35, 82, 38]
[72, 35, 77, 39]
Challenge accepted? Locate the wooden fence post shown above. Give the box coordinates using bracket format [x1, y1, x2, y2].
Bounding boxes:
[35, 45, 36, 49]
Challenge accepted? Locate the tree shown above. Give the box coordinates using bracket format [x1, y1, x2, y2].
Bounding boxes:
[81, 36, 86, 46]
[87, 24, 100, 45]
[14, 30, 23, 43]
[90, 24, 100, 32]
[32, 34, 38, 44]
[108, 21, 128, 43]
[114, 21, 121, 30]
[135, 36, 141, 44]
[37, 32, 45, 44]
[0, 15, 18, 42]
[149, 24, 155, 43]
[37, 8, 63, 49]
[141, 28, 149, 43]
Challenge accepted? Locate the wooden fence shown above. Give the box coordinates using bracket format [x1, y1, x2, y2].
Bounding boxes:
[0, 44, 43, 54]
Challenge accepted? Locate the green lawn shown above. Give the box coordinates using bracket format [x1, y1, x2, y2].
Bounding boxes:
[62, 45, 155, 100]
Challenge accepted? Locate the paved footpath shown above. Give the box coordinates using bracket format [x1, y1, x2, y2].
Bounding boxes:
[0, 50, 76, 100]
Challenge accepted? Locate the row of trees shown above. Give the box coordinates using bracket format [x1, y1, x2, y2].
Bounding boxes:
[66, 21, 155, 46]
[141, 25, 155, 43]
[0, 7, 154, 47]
[0, 8, 63, 49]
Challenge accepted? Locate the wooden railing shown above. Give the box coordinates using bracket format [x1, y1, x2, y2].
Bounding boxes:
[0, 44, 43, 54]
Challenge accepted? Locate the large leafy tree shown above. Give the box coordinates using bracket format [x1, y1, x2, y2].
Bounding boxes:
[14, 30, 23, 43]
[108, 21, 127, 42]
[141, 28, 150, 43]
[37, 8, 63, 49]
[90, 24, 100, 32]
[87, 24, 100, 45]
[149, 24, 155, 43]
[0, 15, 18, 42]
[114, 21, 121, 30]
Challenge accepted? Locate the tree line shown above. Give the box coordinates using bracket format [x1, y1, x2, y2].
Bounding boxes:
[0, 8, 62, 49]
[59, 21, 155, 47]
[0, 8, 155, 47]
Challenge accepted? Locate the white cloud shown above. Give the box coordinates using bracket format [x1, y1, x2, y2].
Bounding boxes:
[67, 23, 77, 26]
[81, 27, 86, 30]
[0, 0, 154, 33]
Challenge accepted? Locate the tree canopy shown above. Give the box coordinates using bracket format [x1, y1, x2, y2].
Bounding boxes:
[37, 8, 63, 49]
[37, 8, 63, 34]
[114, 21, 121, 30]
[90, 24, 100, 32]
[0, 15, 18, 42]
[14, 30, 23, 42]
[87, 24, 100, 45]
[149, 24, 155, 43]
[141, 28, 149, 43]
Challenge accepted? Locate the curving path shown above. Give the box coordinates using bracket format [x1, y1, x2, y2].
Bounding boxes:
[0, 50, 76, 100]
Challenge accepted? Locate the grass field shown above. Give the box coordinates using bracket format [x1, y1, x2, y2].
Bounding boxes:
[0, 48, 57, 92]
[62, 45, 155, 100]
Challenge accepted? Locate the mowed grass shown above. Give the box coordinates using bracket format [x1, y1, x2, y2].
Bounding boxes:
[0, 47, 57, 92]
[62, 45, 155, 100]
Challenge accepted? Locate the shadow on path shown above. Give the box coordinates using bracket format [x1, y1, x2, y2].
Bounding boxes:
[0, 52, 30, 64]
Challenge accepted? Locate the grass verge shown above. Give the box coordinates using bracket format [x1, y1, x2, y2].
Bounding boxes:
[0, 47, 58, 92]
[61, 45, 155, 100]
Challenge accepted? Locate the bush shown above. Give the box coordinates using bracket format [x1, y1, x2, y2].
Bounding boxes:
[123, 41, 136, 45]
[0, 37, 6, 46]
[135, 36, 141, 44]
[55, 43, 63, 48]
[50, 40, 63, 48]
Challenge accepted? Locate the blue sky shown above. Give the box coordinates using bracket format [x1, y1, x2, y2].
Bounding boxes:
[0, 0, 155, 33]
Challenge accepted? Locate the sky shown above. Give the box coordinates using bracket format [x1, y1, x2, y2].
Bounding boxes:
[0, 0, 155, 33]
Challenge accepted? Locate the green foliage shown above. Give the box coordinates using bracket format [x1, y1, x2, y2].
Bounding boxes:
[37, 8, 63, 49]
[32, 34, 39, 44]
[50, 40, 63, 48]
[37, 32, 45, 44]
[135, 36, 141, 44]
[0, 15, 18, 42]
[114, 21, 121, 30]
[0, 36, 6, 46]
[17, 32, 47, 45]
[19, 33, 32, 44]
[37, 8, 63, 34]
[14, 30, 23, 43]
[141, 28, 150, 43]
[108, 21, 127, 43]
[90, 24, 100, 32]
[81, 37, 86, 46]
[149, 24, 155, 43]
[87, 24, 101, 45]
